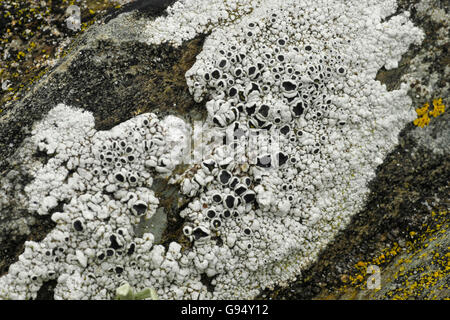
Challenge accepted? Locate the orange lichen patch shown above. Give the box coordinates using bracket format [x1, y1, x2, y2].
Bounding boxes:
[334, 210, 449, 299]
[429, 98, 445, 117]
[416, 103, 429, 116]
[347, 242, 402, 287]
[413, 98, 446, 128]
[413, 103, 431, 128]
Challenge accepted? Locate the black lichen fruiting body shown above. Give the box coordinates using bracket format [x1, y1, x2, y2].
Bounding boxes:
[211, 219, 222, 229]
[132, 202, 147, 216]
[127, 243, 135, 256]
[292, 101, 304, 117]
[245, 104, 256, 116]
[224, 195, 236, 209]
[212, 194, 222, 203]
[256, 155, 272, 168]
[229, 177, 240, 189]
[109, 234, 122, 250]
[219, 170, 232, 185]
[114, 172, 125, 183]
[73, 219, 84, 232]
[115, 266, 124, 274]
[243, 191, 256, 203]
[207, 210, 216, 219]
[202, 159, 216, 173]
[258, 104, 270, 118]
[282, 80, 297, 91]
[192, 227, 210, 241]
[235, 184, 247, 196]
[280, 125, 290, 135]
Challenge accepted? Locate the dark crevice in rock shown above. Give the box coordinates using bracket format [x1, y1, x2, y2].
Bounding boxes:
[212, 235, 224, 247]
[200, 273, 217, 293]
[150, 177, 192, 251]
[0, 169, 44, 277]
[62, 164, 76, 185]
[0, 213, 56, 277]
[0, 226, 27, 277]
[48, 200, 69, 216]
[104, 0, 178, 24]
[35, 280, 57, 300]
[32, 149, 55, 166]
[375, 59, 411, 92]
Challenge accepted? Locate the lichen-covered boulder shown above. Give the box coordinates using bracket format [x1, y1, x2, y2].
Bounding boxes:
[0, 0, 448, 300]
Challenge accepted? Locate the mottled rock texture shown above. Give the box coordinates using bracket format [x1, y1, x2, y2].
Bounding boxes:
[0, 0, 448, 299]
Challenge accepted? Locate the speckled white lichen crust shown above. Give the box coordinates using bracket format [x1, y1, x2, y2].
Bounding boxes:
[0, 0, 423, 300]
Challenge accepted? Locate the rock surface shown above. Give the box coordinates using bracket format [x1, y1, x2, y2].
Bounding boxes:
[0, 0, 448, 299]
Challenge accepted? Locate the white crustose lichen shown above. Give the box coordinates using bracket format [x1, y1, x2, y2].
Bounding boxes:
[0, 0, 423, 299]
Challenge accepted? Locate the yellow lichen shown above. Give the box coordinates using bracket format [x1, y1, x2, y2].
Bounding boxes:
[429, 98, 445, 117]
[332, 210, 449, 299]
[413, 98, 446, 128]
